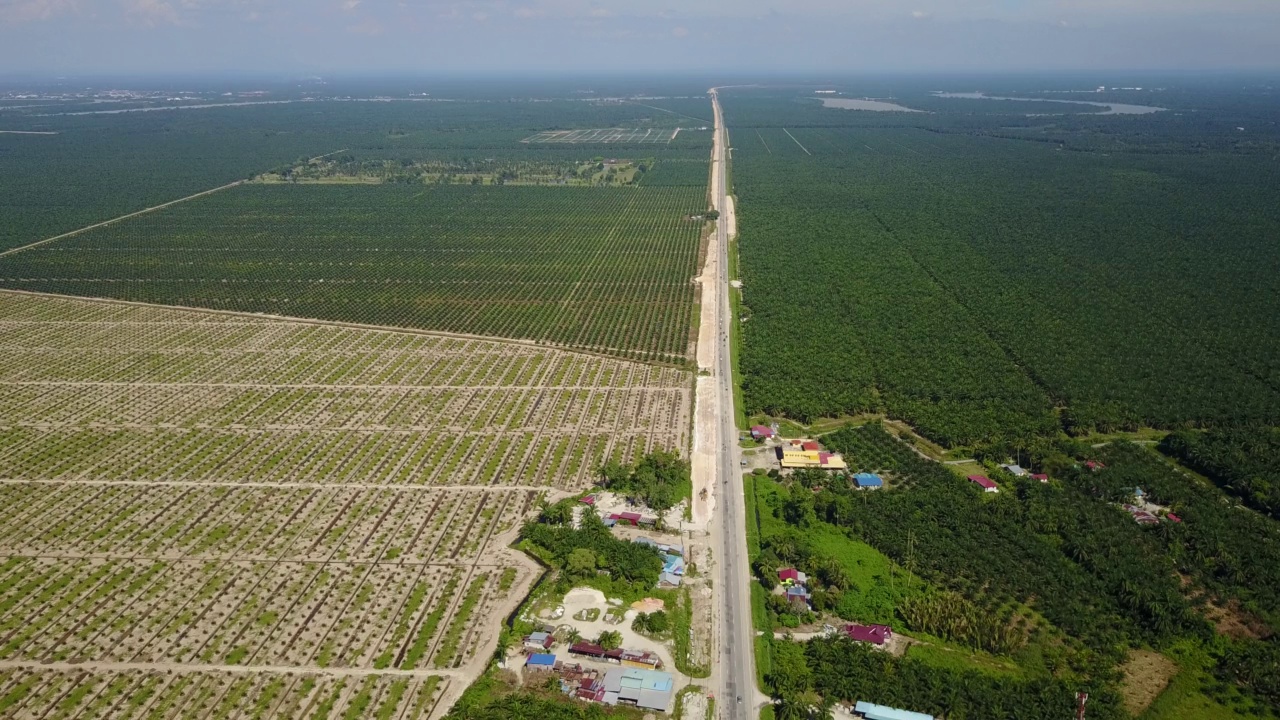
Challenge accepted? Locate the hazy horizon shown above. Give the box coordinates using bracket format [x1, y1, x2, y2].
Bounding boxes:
[3, 0, 1280, 76]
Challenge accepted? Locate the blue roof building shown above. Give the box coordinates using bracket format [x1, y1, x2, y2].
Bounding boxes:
[854, 701, 934, 720]
[526, 653, 557, 669]
[662, 553, 686, 575]
[854, 473, 884, 489]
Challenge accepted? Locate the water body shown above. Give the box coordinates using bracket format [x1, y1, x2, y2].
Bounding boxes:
[933, 92, 1165, 115]
[820, 98, 923, 113]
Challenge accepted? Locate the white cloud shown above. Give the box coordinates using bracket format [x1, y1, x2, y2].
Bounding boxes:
[341, 0, 361, 11]
[671, 24, 687, 37]
[911, 10, 930, 20]
[347, 16, 383, 34]
[124, 0, 180, 26]
[0, 0, 79, 25]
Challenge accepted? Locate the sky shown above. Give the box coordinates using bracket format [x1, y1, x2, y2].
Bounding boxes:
[1, 0, 1279, 76]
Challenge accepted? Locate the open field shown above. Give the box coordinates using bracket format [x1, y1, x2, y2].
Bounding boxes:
[0, 183, 705, 362]
[522, 128, 688, 143]
[0, 291, 692, 718]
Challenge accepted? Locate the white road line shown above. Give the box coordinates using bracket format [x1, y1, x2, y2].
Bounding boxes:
[782, 128, 812, 155]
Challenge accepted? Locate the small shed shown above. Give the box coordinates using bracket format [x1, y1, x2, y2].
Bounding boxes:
[658, 571, 683, 588]
[854, 473, 884, 489]
[1001, 464, 1028, 477]
[751, 425, 776, 440]
[580, 494, 597, 506]
[1031, 473, 1049, 483]
[526, 653, 557, 670]
[967, 475, 998, 493]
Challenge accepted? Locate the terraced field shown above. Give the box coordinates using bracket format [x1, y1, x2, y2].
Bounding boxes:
[0, 291, 692, 719]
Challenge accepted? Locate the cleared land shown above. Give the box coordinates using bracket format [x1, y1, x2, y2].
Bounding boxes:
[0, 184, 704, 362]
[0, 291, 691, 719]
[522, 127, 693, 143]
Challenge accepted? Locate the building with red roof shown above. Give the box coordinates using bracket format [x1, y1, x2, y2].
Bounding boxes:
[801, 441, 821, 451]
[967, 475, 999, 493]
[846, 624, 893, 646]
[751, 425, 776, 440]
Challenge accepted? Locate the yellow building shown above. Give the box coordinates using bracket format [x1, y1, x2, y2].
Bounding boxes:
[779, 449, 848, 470]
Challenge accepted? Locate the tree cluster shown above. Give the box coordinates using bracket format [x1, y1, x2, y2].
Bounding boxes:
[597, 450, 690, 517]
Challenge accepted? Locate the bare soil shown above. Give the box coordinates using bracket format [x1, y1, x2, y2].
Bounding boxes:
[1118, 649, 1179, 716]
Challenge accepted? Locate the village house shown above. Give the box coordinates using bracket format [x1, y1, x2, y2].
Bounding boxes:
[846, 623, 893, 646]
[967, 475, 999, 493]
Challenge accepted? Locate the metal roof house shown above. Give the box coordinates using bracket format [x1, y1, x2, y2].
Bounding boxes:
[1000, 463, 1028, 476]
[523, 631, 554, 650]
[601, 668, 674, 712]
[854, 700, 934, 720]
[658, 571, 682, 588]
[751, 425, 776, 439]
[854, 473, 884, 489]
[526, 653, 557, 670]
[846, 624, 892, 646]
[779, 448, 849, 470]
[662, 554, 686, 575]
[967, 475, 999, 493]
[778, 568, 807, 586]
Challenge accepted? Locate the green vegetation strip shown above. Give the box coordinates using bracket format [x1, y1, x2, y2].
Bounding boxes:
[433, 573, 488, 669]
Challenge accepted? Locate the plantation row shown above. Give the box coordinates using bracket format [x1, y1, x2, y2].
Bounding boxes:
[0, 294, 690, 489]
[0, 555, 513, 671]
[0, 182, 708, 361]
[0, 424, 677, 492]
[0, 484, 535, 564]
[0, 667, 449, 720]
[727, 97, 1280, 443]
[0, 91, 712, 252]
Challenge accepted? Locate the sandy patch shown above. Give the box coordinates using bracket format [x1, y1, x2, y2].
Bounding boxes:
[690, 377, 718, 530]
[724, 195, 737, 240]
[820, 97, 922, 113]
[590, 491, 686, 529]
[1118, 649, 1178, 716]
[547, 587, 677, 673]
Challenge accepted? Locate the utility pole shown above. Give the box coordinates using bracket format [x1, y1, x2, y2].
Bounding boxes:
[1076, 692, 1089, 720]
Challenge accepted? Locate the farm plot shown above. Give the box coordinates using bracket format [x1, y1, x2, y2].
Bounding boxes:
[0, 182, 707, 362]
[0, 291, 693, 718]
[0, 666, 450, 720]
[0, 293, 691, 489]
[522, 127, 684, 143]
[0, 557, 513, 671]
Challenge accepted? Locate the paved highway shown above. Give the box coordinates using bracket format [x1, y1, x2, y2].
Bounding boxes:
[709, 88, 760, 720]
